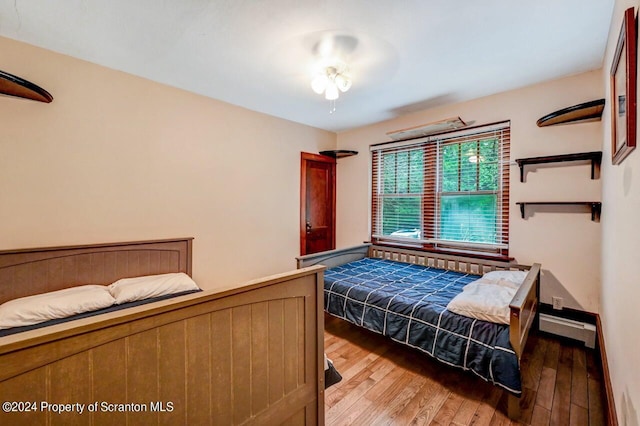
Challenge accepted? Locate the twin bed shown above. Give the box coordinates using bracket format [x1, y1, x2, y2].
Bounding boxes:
[0, 238, 540, 424]
[0, 238, 325, 425]
[298, 243, 541, 419]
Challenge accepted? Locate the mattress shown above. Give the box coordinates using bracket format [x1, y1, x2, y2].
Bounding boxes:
[324, 257, 521, 395]
[0, 290, 201, 337]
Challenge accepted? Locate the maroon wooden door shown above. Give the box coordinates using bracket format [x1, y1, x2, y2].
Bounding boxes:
[300, 153, 336, 255]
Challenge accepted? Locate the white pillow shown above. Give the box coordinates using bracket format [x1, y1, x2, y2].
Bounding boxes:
[108, 272, 200, 304]
[0, 285, 116, 330]
[447, 280, 516, 324]
[481, 270, 528, 289]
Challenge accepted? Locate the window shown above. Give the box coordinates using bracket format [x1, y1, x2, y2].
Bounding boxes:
[371, 122, 510, 257]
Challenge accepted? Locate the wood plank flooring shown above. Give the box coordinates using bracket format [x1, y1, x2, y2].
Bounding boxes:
[324, 315, 606, 425]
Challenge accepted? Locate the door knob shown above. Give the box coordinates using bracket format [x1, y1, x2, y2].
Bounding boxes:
[306, 221, 312, 233]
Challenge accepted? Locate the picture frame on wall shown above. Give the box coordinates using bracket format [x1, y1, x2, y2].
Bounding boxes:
[610, 7, 637, 165]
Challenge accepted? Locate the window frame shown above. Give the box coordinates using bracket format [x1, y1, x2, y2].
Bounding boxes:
[370, 121, 511, 259]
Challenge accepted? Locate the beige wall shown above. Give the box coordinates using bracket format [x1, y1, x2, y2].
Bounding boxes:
[0, 36, 336, 289]
[601, 2, 640, 425]
[336, 70, 603, 313]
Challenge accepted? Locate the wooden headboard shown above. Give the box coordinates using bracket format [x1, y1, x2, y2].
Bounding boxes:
[0, 238, 193, 305]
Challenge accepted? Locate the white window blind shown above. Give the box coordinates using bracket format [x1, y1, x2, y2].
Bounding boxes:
[371, 121, 511, 256]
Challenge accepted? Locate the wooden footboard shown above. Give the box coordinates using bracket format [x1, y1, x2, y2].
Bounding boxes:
[0, 267, 325, 425]
[0, 239, 326, 425]
[509, 262, 541, 360]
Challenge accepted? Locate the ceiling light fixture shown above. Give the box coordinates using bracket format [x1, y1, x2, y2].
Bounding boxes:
[311, 64, 352, 113]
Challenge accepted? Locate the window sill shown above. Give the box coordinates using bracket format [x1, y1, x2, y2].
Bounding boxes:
[370, 240, 514, 262]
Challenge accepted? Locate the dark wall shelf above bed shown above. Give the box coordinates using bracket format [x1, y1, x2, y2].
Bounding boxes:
[515, 151, 602, 182]
[536, 99, 604, 127]
[516, 202, 602, 222]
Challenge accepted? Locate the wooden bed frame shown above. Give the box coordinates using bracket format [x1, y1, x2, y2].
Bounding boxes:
[297, 243, 541, 419]
[0, 238, 326, 425]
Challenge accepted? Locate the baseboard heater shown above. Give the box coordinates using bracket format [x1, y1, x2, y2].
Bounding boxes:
[539, 313, 596, 348]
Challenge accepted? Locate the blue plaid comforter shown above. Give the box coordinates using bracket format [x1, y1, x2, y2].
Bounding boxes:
[324, 258, 521, 395]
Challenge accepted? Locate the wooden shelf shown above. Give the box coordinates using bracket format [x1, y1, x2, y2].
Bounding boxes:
[319, 150, 358, 159]
[516, 202, 601, 222]
[0, 69, 53, 103]
[536, 99, 604, 127]
[515, 151, 602, 182]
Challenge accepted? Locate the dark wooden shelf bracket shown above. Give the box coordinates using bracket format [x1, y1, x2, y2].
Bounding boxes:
[515, 151, 602, 182]
[516, 202, 602, 222]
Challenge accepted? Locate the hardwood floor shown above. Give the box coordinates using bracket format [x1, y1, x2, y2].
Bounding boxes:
[323, 315, 606, 425]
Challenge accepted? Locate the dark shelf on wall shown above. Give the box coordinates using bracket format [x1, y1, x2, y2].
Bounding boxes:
[319, 150, 358, 159]
[536, 99, 605, 127]
[0, 69, 53, 103]
[515, 151, 602, 182]
[516, 202, 602, 222]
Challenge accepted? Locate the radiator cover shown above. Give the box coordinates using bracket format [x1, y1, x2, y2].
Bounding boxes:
[539, 313, 596, 348]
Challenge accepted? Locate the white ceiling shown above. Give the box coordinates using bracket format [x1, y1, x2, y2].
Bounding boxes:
[0, 0, 614, 132]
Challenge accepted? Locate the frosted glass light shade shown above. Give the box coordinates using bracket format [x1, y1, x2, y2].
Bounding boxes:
[325, 83, 339, 100]
[311, 75, 328, 94]
[334, 74, 352, 92]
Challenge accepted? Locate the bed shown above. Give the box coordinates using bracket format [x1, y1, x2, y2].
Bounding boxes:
[0, 238, 326, 425]
[297, 243, 540, 419]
